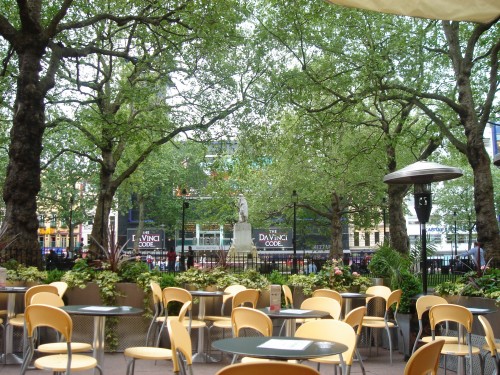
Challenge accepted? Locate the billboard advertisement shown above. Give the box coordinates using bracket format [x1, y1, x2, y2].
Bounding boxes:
[253, 228, 292, 249]
[126, 228, 164, 250]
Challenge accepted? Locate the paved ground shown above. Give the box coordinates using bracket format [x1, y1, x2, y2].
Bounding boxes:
[0, 345, 458, 375]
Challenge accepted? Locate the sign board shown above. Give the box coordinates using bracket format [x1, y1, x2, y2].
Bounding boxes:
[126, 228, 164, 250]
[269, 284, 281, 312]
[253, 228, 292, 248]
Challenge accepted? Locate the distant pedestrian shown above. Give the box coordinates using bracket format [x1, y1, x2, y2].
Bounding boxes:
[167, 247, 176, 272]
[458, 241, 486, 269]
[187, 246, 194, 269]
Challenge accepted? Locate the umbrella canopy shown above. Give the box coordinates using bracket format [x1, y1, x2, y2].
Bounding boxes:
[324, 0, 500, 23]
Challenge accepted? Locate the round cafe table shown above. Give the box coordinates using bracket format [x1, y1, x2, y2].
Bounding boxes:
[189, 290, 227, 363]
[260, 307, 330, 337]
[61, 305, 142, 373]
[340, 292, 373, 314]
[212, 336, 348, 361]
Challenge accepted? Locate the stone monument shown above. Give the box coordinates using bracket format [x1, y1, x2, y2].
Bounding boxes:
[228, 194, 257, 259]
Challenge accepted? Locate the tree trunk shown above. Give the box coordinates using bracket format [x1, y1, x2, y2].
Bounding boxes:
[133, 195, 145, 255]
[388, 184, 410, 254]
[329, 192, 343, 258]
[1, 49, 46, 267]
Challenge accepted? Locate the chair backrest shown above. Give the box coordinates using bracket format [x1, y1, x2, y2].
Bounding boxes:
[168, 317, 193, 375]
[150, 281, 163, 304]
[163, 287, 192, 306]
[343, 306, 366, 335]
[282, 285, 294, 308]
[366, 285, 391, 302]
[386, 289, 402, 313]
[49, 281, 68, 297]
[221, 285, 247, 315]
[30, 292, 65, 308]
[404, 339, 445, 375]
[232, 289, 260, 309]
[295, 319, 357, 366]
[24, 285, 59, 308]
[312, 289, 343, 306]
[478, 315, 498, 357]
[429, 304, 473, 334]
[24, 304, 72, 342]
[231, 307, 273, 337]
[415, 295, 448, 319]
[300, 296, 342, 320]
[215, 361, 320, 375]
[178, 301, 192, 322]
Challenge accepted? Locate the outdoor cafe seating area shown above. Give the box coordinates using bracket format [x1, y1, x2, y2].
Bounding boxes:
[0, 282, 498, 375]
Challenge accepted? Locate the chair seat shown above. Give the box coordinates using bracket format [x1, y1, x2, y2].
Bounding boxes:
[204, 315, 231, 322]
[37, 342, 92, 353]
[8, 316, 24, 327]
[309, 353, 342, 364]
[183, 320, 207, 329]
[213, 320, 232, 329]
[421, 336, 459, 344]
[363, 316, 384, 322]
[363, 320, 396, 328]
[34, 354, 99, 372]
[441, 343, 481, 356]
[124, 347, 173, 360]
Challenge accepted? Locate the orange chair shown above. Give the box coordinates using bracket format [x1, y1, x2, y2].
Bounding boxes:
[216, 362, 320, 375]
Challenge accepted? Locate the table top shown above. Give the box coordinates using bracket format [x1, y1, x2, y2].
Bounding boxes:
[466, 307, 497, 315]
[189, 290, 227, 297]
[212, 336, 348, 360]
[0, 286, 28, 293]
[340, 292, 372, 299]
[260, 307, 330, 319]
[61, 305, 143, 316]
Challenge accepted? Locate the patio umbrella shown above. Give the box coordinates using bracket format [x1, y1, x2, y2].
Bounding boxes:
[324, 0, 500, 23]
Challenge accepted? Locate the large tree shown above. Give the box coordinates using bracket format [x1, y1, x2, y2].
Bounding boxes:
[0, 0, 250, 266]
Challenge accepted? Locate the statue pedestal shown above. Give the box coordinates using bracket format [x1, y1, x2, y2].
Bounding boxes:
[228, 222, 257, 259]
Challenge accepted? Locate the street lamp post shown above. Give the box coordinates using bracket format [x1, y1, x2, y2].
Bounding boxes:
[180, 189, 189, 272]
[291, 190, 298, 274]
[384, 161, 462, 294]
[453, 211, 458, 258]
[382, 197, 387, 243]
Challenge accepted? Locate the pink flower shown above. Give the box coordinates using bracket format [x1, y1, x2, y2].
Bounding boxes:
[334, 267, 339, 271]
[335, 270, 343, 275]
[352, 272, 359, 277]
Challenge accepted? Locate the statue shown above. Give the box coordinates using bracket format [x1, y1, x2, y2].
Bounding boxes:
[238, 194, 248, 223]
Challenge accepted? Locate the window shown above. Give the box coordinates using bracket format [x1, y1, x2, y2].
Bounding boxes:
[354, 232, 359, 246]
[375, 231, 380, 244]
[364, 232, 370, 246]
[50, 213, 57, 228]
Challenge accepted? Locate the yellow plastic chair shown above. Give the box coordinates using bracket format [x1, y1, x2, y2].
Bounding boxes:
[404, 339, 445, 375]
[429, 304, 483, 375]
[20, 304, 102, 375]
[363, 288, 403, 364]
[215, 362, 320, 375]
[7, 284, 59, 356]
[157, 287, 207, 344]
[22, 292, 92, 364]
[168, 317, 194, 375]
[282, 285, 294, 308]
[49, 281, 68, 298]
[145, 281, 164, 346]
[478, 315, 499, 374]
[412, 295, 458, 354]
[312, 289, 343, 307]
[231, 307, 273, 364]
[204, 285, 247, 322]
[343, 306, 366, 375]
[300, 296, 342, 320]
[295, 319, 357, 375]
[210, 289, 260, 335]
[123, 301, 192, 375]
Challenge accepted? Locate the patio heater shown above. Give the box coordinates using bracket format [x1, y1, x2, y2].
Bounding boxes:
[291, 190, 298, 274]
[383, 161, 462, 294]
[180, 188, 189, 272]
